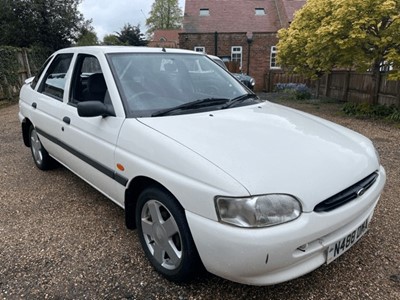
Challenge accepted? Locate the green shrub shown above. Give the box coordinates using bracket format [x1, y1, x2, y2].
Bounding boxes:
[387, 110, 400, 122]
[275, 83, 312, 100]
[342, 102, 400, 121]
[0, 46, 20, 99]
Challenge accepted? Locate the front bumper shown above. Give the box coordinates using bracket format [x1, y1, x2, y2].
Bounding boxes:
[186, 166, 386, 285]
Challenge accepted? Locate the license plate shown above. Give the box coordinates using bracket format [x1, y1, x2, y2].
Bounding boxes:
[326, 217, 369, 264]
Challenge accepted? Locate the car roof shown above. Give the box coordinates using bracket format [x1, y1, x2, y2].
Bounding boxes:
[207, 54, 220, 61]
[54, 46, 203, 56]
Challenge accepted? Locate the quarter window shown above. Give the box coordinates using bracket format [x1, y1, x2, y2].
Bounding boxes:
[231, 46, 242, 69]
[38, 54, 73, 101]
[270, 46, 280, 69]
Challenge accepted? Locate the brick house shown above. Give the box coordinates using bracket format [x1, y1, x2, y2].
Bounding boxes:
[148, 29, 182, 48]
[179, 0, 306, 91]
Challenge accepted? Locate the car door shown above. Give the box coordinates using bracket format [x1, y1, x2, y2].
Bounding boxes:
[58, 53, 126, 206]
[28, 53, 74, 161]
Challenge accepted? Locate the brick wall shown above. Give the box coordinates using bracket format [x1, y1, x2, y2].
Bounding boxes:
[179, 32, 279, 91]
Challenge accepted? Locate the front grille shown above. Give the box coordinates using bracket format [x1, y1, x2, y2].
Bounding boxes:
[314, 172, 378, 212]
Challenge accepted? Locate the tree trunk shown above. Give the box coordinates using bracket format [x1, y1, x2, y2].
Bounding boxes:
[371, 62, 381, 105]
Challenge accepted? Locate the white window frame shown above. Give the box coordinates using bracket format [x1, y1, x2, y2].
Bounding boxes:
[270, 46, 280, 69]
[231, 46, 242, 69]
[194, 46, 205, 53]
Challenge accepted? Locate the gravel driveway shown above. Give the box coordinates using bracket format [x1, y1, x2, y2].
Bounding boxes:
[1, 99, 399, 299]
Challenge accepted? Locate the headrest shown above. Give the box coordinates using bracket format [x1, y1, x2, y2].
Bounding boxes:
[87, 73, 106, 94]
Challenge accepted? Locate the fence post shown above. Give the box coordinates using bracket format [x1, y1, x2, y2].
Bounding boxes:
[397, 81, 400, 108]
[342, 71, 350, 102]
[371, 71, 381, 105]
[22, 49, 32, 78]
[315, 78, 320, 98]
[324, 73, 331, 97]
[266, 71, 273, 92]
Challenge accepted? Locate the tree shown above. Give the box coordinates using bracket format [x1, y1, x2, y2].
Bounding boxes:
[115, 24, 148, 46]
[103, 34, 123, 46]
[277, 0, 400, 86]
[0, 0, 86, 51]
[75, 20, 99, 46]
[146, 0, 183, 35]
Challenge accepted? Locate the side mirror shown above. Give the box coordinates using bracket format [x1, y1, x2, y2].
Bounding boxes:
[77, 101, 115, 117]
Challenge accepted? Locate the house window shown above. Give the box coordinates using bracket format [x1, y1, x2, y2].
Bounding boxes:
[194, 46, 205, 53]
[231, 46, 242, 68]
[255, 8, 266, 15]
[199, 8, 209, 16]
[270, 46, 280, 69]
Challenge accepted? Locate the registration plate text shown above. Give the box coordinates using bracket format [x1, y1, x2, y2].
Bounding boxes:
[327, 218, 369, 264]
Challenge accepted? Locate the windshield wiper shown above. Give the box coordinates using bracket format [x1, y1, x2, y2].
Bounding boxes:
[151, 98, 230, 117]
[222, 93, 259, 109]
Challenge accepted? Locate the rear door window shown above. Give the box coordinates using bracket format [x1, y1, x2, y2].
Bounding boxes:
[38, 54, 73, 101]
[30, 55, 53, 90]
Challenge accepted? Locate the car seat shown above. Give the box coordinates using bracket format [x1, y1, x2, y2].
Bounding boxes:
[83, 73, 107, 102]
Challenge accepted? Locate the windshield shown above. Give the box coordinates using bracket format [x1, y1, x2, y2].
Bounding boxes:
[107, 53, 252, 117]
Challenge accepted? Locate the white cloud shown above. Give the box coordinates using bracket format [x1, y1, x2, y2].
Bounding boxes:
[79, 0, 185, 40]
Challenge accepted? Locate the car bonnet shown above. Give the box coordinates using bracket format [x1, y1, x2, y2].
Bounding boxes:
[138, 101, 380, 211]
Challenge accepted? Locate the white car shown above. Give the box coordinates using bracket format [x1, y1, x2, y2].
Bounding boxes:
[18, 46, 386, 286]
[208, 54, 255, 90]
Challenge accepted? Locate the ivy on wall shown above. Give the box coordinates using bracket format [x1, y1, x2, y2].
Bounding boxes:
[0, 46, 51, 100]
[28, 46, 52, 75]
[0, 46, 20, 99]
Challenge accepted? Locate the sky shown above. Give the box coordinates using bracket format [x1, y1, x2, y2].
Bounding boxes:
[79, 0, 186, 40]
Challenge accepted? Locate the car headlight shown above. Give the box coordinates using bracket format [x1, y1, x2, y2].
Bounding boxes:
[215, 194, 301, 228]
[250, 78, 255, 86]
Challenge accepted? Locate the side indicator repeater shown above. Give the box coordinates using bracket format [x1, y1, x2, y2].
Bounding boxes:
[117, 163, 125, 171]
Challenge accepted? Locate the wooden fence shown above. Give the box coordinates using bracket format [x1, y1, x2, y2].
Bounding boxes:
[0, 49, 33, 100]
[266, 70, 400, 107]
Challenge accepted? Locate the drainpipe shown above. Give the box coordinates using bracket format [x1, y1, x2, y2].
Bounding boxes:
[246, 32, 253, 75]
[214, 31, 218, 56]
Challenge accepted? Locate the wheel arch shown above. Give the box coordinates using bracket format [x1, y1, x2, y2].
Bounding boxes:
[124, 176, 178, 230]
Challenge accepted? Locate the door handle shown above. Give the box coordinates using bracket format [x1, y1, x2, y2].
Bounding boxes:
[32, 102, 37, 109]
[63, 116, 71, 124]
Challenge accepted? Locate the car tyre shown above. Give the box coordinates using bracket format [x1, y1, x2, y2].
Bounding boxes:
[29, 125, 55, 170]
[136, 186, 202, 282]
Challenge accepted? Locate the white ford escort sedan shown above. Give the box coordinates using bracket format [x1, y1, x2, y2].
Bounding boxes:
[19, 46, 386, 285]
